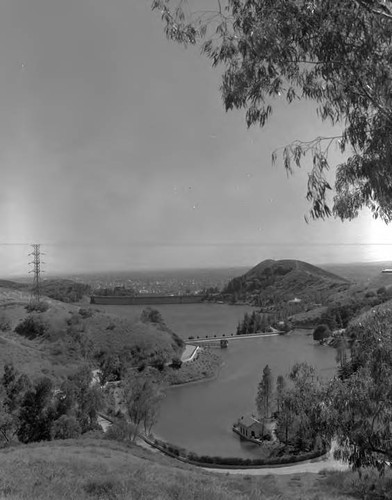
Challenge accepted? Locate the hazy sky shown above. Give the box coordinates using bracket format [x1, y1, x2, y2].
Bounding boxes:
[2, 0, 392, 276]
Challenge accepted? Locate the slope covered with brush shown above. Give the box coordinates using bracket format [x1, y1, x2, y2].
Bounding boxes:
[223, 259, 349, 305]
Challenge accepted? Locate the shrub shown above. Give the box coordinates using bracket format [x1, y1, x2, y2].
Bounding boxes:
[83, 478, 119, 498]
[312, 324, 331, 343]
[105, 421, 136, 443]
[78, 308, 93, 319]
[25, 301, 49, 313]
[51, 415, 81, 440]
[14, 316, 49, 340]
[0, 314, 11, 332]
[170, 358, 182, 370]
[66, 314, 81, 326]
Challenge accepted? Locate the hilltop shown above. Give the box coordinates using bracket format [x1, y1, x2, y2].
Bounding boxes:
[223, 259, 349, 306]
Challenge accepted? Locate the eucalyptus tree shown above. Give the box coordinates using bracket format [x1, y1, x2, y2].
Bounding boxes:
[256, 364, 273, 418]
[325, 309, 392, 471]
[151, 0, 392, 221]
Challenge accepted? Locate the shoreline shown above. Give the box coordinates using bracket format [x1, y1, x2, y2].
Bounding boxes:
[139, 434, 339, 473]
[165, 347, 223, 387]
[166, 360, 224, 389]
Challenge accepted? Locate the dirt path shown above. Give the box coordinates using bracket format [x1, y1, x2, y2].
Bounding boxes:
[137, 438, 349, 476]
[205, 454, 348, 475]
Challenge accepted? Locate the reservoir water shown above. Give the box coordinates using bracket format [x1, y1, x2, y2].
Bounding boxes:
[155, 331, 337, 458]
[95, 304, 337, 458]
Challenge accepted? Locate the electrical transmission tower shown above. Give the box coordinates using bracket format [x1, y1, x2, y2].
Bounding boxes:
[29, 244, 44, 306]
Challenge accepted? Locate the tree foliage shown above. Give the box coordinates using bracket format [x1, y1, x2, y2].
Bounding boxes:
[123, 369, 165, 439]
[256, 364, 273, 418]
[14, 315, 49, 340]
[275, 363, 325, 451]
[325, 309, 392, 471]
[17, 377, 55, 444]
[152, 0, 392, 221]
[312, 324, 331, 343]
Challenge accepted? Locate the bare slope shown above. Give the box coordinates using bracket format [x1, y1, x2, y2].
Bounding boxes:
[224, 259, 350, 304]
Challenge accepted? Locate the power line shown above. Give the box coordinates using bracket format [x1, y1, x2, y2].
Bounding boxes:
[28, 244, 44, 306]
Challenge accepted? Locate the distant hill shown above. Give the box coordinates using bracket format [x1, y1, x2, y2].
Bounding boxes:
[0, 278, 91, 303]
[366, 270, 392, 292]
[223, 259, 350, 305]
[322, 261, 392, 284]
[0, 279, 29, 290]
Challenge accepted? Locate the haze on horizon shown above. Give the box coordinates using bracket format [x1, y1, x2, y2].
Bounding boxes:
[2, 0, 392, 277]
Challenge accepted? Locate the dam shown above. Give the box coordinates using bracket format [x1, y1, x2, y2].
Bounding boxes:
[90, 295, 205, 305]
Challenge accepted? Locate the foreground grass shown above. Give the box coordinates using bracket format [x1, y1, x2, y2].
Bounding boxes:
[0, 437, 366, 500]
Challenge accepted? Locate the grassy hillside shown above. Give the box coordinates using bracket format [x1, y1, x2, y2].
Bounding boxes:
[0, 437, 362, 500]
[0, 288, 182, 382]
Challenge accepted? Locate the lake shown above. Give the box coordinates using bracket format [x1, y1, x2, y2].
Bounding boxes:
[155, 330, 337, 458]
[95, 303, 337, 458]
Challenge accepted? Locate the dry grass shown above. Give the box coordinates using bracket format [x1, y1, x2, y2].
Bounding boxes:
[0, 291, 181, 382]
[0, 438, 360, 500]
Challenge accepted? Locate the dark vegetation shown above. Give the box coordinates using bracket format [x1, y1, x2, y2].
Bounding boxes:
[14, 315, 50, 340]
[149, 437, 325, 467]
[312, 324, 331, 343]
[222, 259, 349, 306]
[40, 279, 91, 303]
[236, 311, 270, 335]
[236, 310, 291, 335]
[0, 363, 103, 445]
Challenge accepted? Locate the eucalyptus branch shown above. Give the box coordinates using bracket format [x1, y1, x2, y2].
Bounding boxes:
[355, 0, 392, 20]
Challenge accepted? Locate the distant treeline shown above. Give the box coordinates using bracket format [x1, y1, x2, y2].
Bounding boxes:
[236, 311, 268, 335]
[41, 280, 91, 303]
[236, 311, 291, 335]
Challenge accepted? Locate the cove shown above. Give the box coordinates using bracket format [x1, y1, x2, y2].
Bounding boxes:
[155, 330, 337, 458]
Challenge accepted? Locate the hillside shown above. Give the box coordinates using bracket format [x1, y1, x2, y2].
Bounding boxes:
[0, 277, 91, 303]
[0, 286, 183, 382]
[0, 437, 359, 500]
[366, 271, 392, 292]
[223, 259, 350, 306]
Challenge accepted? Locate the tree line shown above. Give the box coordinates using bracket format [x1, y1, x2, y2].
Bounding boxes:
[0, 364, 103, 445]
[253, 306, 392, 471]
[255, 363, 325, 452]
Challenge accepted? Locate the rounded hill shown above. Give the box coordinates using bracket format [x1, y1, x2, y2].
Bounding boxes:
[223, 259, 350, 305]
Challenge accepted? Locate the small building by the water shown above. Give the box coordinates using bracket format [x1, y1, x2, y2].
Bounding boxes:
[236, 415, 264, 440]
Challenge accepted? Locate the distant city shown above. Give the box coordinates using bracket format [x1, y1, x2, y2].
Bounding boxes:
[50, 267, 250, 296]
